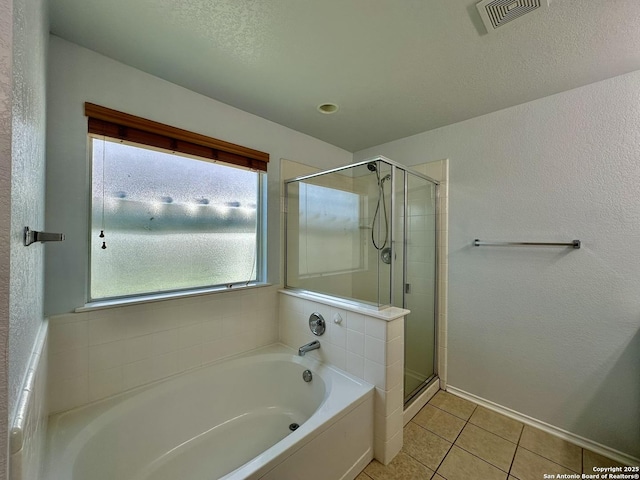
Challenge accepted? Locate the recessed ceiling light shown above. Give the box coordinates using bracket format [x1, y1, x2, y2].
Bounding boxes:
[317, 103, 339, 114]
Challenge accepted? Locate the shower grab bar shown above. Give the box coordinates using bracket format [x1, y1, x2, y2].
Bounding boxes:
[473, 239, 581, 249]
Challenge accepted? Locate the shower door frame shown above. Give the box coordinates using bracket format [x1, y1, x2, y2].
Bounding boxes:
[401, 168, 441, 406]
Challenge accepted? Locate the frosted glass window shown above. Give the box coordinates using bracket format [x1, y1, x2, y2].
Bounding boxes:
[298, 183, 361, 276]
[90, 138, 262, 300]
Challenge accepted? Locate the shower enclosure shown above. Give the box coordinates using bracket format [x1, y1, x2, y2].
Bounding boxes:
[284, 157, 439, 405]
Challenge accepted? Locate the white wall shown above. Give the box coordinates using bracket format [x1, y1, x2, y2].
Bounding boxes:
[45, 35, 352, 315]
[355, 70, 640, 458]
[0, 0, 13, 475]
[1, 0, 49, 478]
[9, 0, 48, 423]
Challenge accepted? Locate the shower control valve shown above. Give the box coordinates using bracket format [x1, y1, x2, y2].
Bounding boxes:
[308, 313, 326, 336]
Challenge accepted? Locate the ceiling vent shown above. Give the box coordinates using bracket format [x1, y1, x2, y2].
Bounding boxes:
[476, 0, 550, 32]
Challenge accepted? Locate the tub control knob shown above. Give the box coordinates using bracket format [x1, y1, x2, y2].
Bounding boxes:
[333, 313, 343, 325]
[308, 312, 326, 336]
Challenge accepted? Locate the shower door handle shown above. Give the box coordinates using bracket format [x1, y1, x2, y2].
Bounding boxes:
[405, 283, 411, 294]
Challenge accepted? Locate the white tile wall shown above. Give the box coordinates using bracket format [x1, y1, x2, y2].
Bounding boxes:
[278, 290, 405, 465]
[47, 285, 280, 413]
[436, 160, 448, 389]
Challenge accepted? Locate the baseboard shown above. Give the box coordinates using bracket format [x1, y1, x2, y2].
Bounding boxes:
[446, 385, 639, 466]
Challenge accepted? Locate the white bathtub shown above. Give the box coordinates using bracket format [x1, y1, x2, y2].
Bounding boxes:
[44, 344, 374, 480]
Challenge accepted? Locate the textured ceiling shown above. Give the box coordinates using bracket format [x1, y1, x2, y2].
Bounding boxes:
[49, 0, 640, 152]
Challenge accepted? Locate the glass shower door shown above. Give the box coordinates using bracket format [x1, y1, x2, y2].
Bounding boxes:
[285, 162, 392, 308]
[403, 173, 437, 403]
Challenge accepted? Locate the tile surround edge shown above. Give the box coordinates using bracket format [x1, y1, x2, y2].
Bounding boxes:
[279, 289, 409, 321]
[10, 320, 49, 480]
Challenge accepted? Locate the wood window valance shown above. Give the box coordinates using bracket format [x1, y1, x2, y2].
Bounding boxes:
[85, 103, 269, 172]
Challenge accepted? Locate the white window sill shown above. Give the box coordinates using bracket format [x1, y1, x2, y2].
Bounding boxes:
[76, 283, 272, 313]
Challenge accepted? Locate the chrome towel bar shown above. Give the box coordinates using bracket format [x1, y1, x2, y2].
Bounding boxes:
[473, 239, 581, 249]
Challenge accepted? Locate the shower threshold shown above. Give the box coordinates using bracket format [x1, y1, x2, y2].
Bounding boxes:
[403, 375, 440, 425]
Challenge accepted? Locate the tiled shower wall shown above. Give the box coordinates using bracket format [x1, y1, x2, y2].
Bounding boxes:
[47, 285, 279, 413]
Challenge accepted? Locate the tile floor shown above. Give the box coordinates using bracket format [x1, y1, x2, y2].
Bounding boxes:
[358, 390, 633, 480]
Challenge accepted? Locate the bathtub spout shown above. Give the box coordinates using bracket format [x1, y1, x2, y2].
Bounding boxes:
[298, 340, 320, 356]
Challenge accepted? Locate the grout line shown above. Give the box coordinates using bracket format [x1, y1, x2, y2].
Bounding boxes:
[432, 409, 472, 475]
[413, 395, 479, 476]
[452, 418, 516, 475]
[518, 425, 582, 472]
[506, 440, 520, 475]
[419, 395, 593, 479]
[507, 424, 525, 476]
[409, 419, 459, 444]
[400, 446, 443, 476]
[452, 442, 512, 474]
[517, 445, 582, 474]
[422, 401, 520, 476]
[465, 419, 520, 446]
[427, 400, 476, 422]
[516, 424, 525, 444]
[401, 421, 454, 474]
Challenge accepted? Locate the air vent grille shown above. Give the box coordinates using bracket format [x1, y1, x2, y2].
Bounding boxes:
[476, 0, 549, 31]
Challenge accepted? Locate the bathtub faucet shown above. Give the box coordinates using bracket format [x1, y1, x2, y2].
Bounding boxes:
[298, 340, 320, 356]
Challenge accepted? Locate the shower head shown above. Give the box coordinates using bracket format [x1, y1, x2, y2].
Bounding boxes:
[367, 162, 377, 172]
[381, 174, 391, 183]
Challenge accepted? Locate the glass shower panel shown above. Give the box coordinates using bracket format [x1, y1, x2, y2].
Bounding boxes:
[285, 163, 392, 307]
[392, 168, 406, 308]
[403, 173, 437, 402]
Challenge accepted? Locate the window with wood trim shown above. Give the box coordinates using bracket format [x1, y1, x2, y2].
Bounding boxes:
[86, 103, 269, 300]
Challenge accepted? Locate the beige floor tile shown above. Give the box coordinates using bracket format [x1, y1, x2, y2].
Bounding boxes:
[583, 449, 630, 472]
[511, 447, 577, 480]
[437, 446, 507, 480]
[519, 426, 581, 472]
[429, 390, 477, 420]
[364, 452, 435, 480]
[413, 404, 466, 442]
[455, 423, 517, 472]
[468, 406, 523, 443]
[402, 422, 451, 470]
[402, 422, 452, 470]
[433, 476, 446, 480]
[355, 472, 374, 480]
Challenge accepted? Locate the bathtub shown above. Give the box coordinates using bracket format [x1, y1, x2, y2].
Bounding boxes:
[44, 344, 374, 480]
